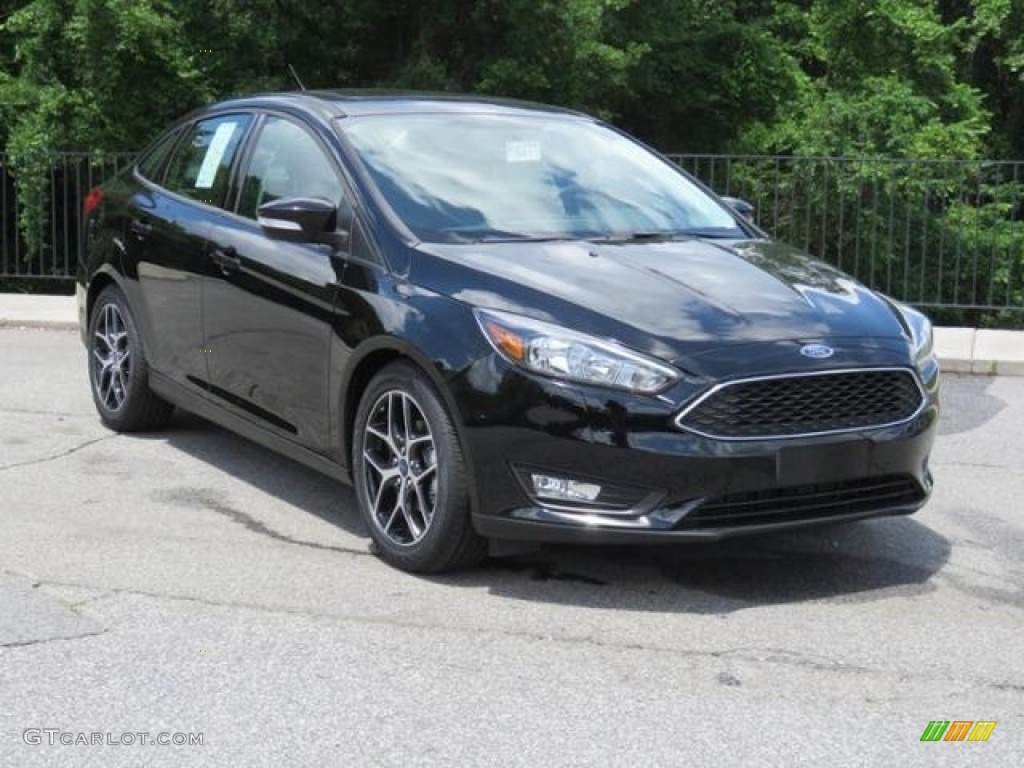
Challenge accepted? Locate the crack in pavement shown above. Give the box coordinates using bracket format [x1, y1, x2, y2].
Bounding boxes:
[199, 498, 370, 558]
[16, 582, 871, 677]
[938, 460, 1016, 470]
[23, 577, 1024, 696]
[153, 488, 370, 557]
[0, 406, 81, 417]
[0, 570, 109, 650]
[1, 569, 41, 588]
[0, 323, 76, 331]
[990, 681, 1024, 692]
[0, 434, 117, 472]
[24, 578, 791, 661]
[0, 628, 108, 650]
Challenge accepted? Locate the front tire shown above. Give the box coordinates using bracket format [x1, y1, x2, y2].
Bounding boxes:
[353, 361, 486, 573]
[87, 285, 174, 432]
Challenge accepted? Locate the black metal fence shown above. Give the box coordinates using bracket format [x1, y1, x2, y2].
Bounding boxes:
[3, 151, 1023, 323]
[1, 151, 135, 283]
[666, 154, 1024, 324]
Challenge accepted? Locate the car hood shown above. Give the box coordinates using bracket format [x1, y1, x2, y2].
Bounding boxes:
[412, 237, 911, 366]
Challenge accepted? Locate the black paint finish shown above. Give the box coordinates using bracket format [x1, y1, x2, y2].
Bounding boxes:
[78, 91, 939, 547]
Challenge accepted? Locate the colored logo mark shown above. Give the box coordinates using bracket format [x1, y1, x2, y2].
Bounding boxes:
[920, 720, 997, 742]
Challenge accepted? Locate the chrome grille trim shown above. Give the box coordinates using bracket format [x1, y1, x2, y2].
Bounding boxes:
[673, 367, 928, 441]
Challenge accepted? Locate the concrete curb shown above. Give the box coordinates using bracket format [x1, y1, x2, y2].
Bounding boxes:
[0, 294, 1022, 375]
[0, 294, 78, 330]
[933, 326, 1024, 376]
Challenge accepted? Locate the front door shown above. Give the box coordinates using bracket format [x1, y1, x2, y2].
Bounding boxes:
[202, 115, 349, 453]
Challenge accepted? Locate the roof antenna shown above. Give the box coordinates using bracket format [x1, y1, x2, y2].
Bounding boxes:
[288, 64, 307, 92]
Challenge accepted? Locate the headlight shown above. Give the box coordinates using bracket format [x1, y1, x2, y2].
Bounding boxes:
[896, 302, 934, 361]
[474, 308, 680, 394]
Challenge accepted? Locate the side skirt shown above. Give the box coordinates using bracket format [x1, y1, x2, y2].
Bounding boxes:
[149, 370, 351, 485]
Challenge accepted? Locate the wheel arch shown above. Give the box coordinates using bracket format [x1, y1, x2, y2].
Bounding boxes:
[85, 267, 160, 374]
[85, 269, 122, 326]
[339, 337, 474, 482]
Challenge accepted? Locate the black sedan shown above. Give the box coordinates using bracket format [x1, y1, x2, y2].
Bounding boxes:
[78, 91, 939, 573]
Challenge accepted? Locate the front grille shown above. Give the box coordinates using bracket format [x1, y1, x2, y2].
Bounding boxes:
[680, 475, 924, 529]
[676, 368, 924, 439]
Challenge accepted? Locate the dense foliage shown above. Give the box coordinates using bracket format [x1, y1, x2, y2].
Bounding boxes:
[1, 1, 1022, 321]
[5, 0, 1021, 157]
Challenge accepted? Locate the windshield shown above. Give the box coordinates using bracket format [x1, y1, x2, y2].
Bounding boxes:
[339, 113, 744, 243]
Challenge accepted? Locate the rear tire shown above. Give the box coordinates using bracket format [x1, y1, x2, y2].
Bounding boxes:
[87, 285, 174, 432]
[353, 361, 486, 573]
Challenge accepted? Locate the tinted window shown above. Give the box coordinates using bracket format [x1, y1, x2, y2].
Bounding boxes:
[237, 117, 345, 221]
[164, 115, 251, 208]
[340, 114, 743, 243]
[136, 128, 181, 183]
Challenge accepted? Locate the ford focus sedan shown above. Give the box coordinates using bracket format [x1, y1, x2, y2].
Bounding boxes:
[78, 91, 939, 573]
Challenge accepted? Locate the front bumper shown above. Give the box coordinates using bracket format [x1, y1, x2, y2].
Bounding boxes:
[452, 354, 938, 545]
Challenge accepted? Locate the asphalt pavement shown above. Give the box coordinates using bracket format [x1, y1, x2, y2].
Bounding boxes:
[0, 327, 1021, 767]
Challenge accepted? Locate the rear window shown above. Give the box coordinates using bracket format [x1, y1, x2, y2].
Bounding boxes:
[136, 128, 182, 183]
[163, 114, 252, 209]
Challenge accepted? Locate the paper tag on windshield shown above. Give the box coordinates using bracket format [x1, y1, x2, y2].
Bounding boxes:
[505, 140, 541, 163]
[195, 122, 238, 189]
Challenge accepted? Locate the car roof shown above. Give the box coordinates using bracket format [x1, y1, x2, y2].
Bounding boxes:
[205, 90, 591, 121]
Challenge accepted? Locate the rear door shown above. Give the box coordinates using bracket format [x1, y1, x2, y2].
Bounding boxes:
[202, 114, 348, 452]
[129, 113, 252, 391]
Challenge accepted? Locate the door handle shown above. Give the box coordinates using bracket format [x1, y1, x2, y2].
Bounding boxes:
[211, 246, 241, 276]
[129, 218, 152, 238]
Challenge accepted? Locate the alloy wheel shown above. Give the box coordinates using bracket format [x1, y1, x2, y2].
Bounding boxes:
[361, 390, 438, 546]
[92, 303, 131, 411]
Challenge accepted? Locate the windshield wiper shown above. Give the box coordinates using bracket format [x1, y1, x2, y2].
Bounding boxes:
[442, 229, 574, 244]
[586, 231, 691, 243]
[674, 227, 744, 239]
[587, 228, 746, 243]
[475, 234, 575, 243]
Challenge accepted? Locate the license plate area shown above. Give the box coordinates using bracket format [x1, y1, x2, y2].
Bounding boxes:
[777, 439, 871, 485]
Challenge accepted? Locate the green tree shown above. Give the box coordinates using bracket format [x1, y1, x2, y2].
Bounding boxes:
[741, 0, 990, 158]
[943, 0, 1024, 157]
[608, 0, 801, 152]
[3, 0, 1023, 316]
[0, 0, 208, 261]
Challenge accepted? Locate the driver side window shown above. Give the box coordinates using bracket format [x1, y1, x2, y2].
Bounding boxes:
[237, 117, 347, 225]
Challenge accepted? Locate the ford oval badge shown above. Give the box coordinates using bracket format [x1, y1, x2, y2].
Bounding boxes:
[800, 344, 835, 359]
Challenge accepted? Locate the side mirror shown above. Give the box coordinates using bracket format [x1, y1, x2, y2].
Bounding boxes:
[257, 197, 341, 244]
[721, 196, 755, 222]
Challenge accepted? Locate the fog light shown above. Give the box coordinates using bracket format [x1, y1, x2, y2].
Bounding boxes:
[513, 464, 661, 515]
[531, 473, 602, 503]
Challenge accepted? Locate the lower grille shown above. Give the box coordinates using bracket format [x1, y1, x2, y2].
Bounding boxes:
[680, 475, 924, 529]
[675, 368, 925, 439]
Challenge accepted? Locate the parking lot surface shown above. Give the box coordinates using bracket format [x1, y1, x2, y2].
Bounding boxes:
[1, 328, 1021, 766]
